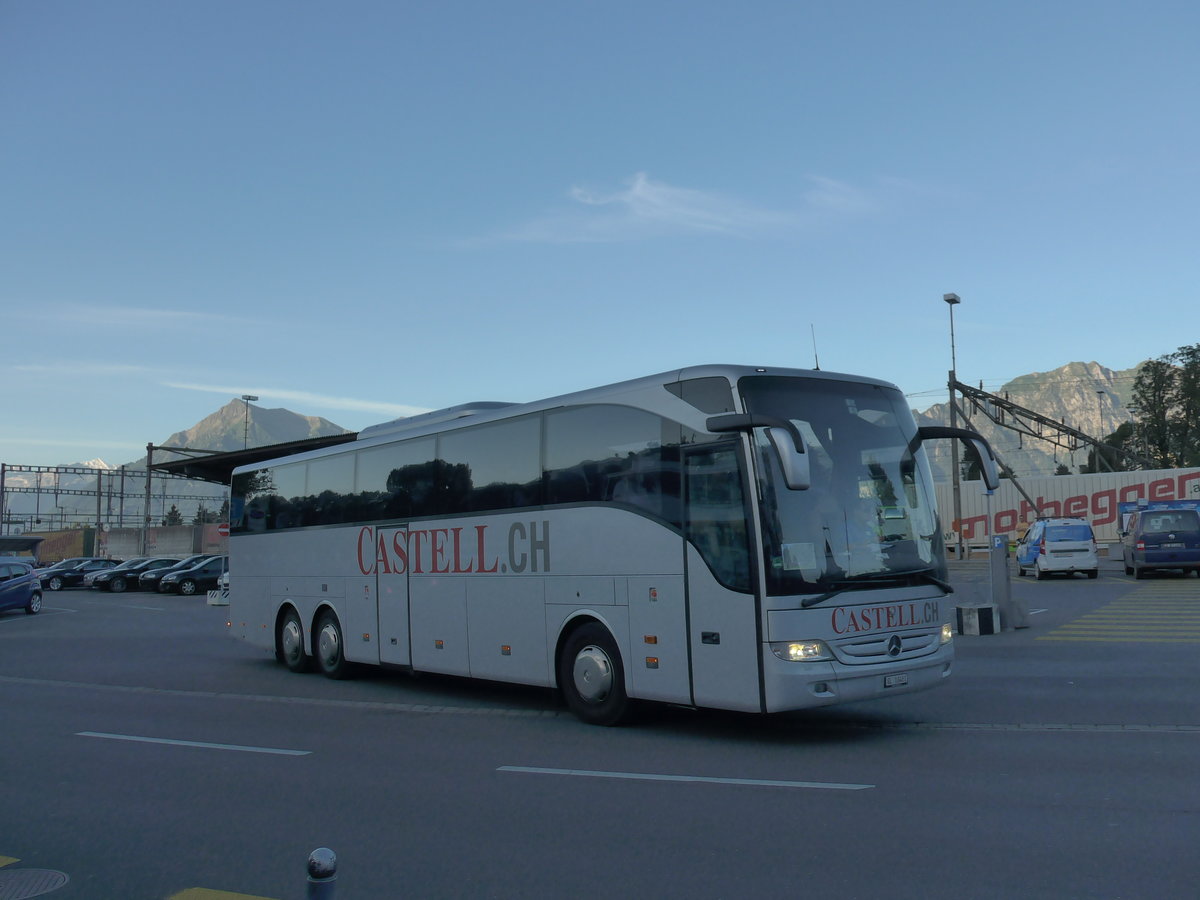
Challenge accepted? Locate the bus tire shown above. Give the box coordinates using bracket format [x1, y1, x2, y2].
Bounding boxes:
[277, 608, 311, 673]
[315, 609, 350, 680]
[558, 622, 630, 726]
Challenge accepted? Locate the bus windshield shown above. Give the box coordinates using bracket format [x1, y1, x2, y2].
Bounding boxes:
[740, 375, 946, 597]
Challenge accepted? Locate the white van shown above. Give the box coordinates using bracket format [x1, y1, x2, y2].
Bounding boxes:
[1015, 517, 1098, 579]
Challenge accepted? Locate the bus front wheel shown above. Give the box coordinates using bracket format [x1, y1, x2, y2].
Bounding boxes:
[558, 622, 630, 726]
[277, 609, 311, 673]
[315, 610, 350, 680]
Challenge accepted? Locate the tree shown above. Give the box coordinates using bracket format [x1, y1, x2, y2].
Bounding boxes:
[1085, 422, 1136, 473]
[1131, 344, 1200, 467]
[1054, 463, 1071, 476]
[192, 504, 221, 525]
[163, 504, 183, 526]
[1172, 343, 1200, 466]
[1132, 357, 1175, 466]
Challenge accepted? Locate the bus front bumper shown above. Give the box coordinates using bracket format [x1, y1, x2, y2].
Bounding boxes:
[761, 643, 954, 713]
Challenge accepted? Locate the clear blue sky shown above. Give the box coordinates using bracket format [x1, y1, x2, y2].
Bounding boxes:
[4, 1, 1196, 467]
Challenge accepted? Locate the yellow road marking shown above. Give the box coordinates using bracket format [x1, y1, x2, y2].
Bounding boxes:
[0, 856, 18, 867]
[167, 889, 279, 900]
[1037, 584, 1200, 643]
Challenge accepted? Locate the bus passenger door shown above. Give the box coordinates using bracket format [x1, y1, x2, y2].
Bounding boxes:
[376, 526, 411, 666]
[684, 443, 763, 713]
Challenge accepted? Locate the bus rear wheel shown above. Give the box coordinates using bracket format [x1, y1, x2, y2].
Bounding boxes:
[315, 610, 350, 680]
[277, 609, 311, 673]
[558, 622, 630, 726]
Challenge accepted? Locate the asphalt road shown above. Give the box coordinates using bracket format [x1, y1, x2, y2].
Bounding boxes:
[1, 560, 1198, 899]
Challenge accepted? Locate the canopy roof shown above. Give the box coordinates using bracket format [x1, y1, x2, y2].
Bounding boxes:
[149, 434, 357, 485]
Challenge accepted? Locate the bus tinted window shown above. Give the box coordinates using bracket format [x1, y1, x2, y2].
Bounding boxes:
[234, 405, 697, 532]
[685, 444, 751, 591]
[231, 462, 306, 532]
[437, 414, 542, 512]
[305, 453, 356, 525]
[666, 377, 736, 413]
[545, 405, 681, 526]
[354, 437, 438, 520]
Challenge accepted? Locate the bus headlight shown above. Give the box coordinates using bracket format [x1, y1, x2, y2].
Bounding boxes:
[940, 623, 954, 645]
[771, 640, 833, 662]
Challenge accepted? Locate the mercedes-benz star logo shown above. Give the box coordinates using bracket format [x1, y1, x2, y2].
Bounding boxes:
[887, 635, 903, 657]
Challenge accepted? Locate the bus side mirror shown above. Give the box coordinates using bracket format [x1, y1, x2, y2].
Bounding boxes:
[916, 426, 1001, 491]
[766, 426, 811, 491]
[706, 413, 810, 491]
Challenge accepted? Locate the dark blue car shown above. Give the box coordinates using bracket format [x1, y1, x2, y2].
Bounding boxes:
[0, 559, 42, 615]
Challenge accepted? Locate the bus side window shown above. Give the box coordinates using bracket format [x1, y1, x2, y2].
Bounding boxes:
[685, 445, 751, 592]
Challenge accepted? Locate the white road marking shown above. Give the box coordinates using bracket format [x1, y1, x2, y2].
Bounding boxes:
[498, 765, 873, 790]
[77, 731, 310, 756]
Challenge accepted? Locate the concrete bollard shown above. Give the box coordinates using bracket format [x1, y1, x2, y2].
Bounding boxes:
[307, 847, 337, 899]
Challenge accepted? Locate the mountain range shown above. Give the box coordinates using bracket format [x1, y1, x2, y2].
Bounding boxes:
[2, 401, 348, 526]
[3, 362, 1146, 527]
[916, 360, 1141, 480]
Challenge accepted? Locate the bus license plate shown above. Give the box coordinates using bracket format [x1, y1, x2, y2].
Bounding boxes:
[884, 673, 909, 688]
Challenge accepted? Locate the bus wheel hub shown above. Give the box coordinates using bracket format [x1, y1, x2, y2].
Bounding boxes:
[573, 645, 612, 703]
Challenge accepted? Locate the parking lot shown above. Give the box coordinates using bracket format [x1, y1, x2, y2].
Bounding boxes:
[2, 559, 1198, 899]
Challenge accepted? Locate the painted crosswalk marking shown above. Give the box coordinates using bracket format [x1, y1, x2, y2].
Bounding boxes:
[1038, 581, 1200, 643]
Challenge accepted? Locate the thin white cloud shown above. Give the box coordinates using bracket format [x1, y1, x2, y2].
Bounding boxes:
[499, 172, 880, 243]
[9, 303, 257, 329]
[164, 381, 430, 418]
[802, 176, 879, 216]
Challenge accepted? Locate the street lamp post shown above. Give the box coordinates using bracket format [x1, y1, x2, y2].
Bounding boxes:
[944, 293, 963, 560]
[241, 395, 259, 449]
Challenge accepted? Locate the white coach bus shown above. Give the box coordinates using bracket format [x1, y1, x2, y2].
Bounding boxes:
[227, 365, 997, 725]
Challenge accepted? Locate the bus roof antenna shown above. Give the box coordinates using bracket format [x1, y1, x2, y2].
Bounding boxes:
[810, 324, 821, 370]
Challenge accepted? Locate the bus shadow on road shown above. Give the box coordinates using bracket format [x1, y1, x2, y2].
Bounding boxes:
[233, 654, 929, 742]
[637, 704, 928, 744]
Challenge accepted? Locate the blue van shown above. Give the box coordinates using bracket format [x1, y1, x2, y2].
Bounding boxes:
[1120, 508, 1200, 578]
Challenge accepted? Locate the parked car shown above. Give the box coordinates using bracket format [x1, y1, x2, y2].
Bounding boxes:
[159, 556, 228, 596]
[1015, 517, 1098, 579]
[0, 559, 42, 615]
[138, 555, 216, 592]
[83, 557, 149, 588]
[1121, 508, 1200, 579]
[91, 557, 182, 593]
[40, 557, 122, 591]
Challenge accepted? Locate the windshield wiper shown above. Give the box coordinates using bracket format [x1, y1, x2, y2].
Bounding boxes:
[799, 580, 872, 607]
[852, 568, 954, 593]
[799, 569, 952, 608]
